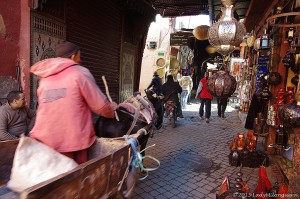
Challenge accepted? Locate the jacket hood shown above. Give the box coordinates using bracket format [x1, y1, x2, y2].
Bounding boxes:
[30, 58, 78, 77]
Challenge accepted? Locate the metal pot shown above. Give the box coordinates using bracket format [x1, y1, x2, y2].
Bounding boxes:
[278, 100, 300, 128]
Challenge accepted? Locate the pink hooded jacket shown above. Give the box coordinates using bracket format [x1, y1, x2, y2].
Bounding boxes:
[30, 58, 115, 152]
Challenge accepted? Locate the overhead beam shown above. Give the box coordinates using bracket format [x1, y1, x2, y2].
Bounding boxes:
[255, 0, 279, 36]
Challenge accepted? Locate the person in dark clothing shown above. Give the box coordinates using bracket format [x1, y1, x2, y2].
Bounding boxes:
[162, 74, 183, 118]
[217, 97, 228, 118]
[245, 91, 264, 130]
[146, 71, 164, 129]
[147, 71, 162, 95]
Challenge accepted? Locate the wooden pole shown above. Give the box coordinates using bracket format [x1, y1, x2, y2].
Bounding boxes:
[102, 76, 119, 121]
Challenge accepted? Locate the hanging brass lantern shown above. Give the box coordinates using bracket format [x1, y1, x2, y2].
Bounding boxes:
[208, 5, 246, 55]
[254, 37, 274, 51]
[214, 45, 235, 56]
[207, 70, 237, 98]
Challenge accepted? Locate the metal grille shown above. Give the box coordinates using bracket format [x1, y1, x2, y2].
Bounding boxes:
[66, 0, 122, 102]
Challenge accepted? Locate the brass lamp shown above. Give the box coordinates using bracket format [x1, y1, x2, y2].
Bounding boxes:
[208, 4, 246, 56]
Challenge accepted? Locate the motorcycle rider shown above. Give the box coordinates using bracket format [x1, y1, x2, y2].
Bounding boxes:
[162, 74, 183, 118]
[146, 71, 164, 129]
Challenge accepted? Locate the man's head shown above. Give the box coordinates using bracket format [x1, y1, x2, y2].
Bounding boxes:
[56, 41, 81, 64]
[153, 71, 158, 77]
[167, 74, 174, 82]
[7, 91, 25, 109]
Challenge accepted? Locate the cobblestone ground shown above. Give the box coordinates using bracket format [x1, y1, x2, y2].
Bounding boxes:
[132, 100, 260, 199]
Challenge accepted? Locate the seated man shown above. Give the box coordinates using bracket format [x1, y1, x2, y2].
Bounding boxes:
[0, 91, 36, 141]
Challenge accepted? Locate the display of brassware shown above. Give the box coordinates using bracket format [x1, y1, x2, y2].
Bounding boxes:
[267, 105, 276, 126]
[253, 114, 269, 136]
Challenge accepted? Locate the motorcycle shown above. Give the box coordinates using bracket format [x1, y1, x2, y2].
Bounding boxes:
[164, 100, 177, 128]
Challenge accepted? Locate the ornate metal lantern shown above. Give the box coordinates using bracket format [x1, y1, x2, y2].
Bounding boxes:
[278, 100, 300, 128]
[254, 37, 274, 51]
[207, 70, 237, 98]
[268, 72, 282, 86]
[282, 50, 295, 68]
[214, 45, 235, 56]
[208, 5, 246, 56]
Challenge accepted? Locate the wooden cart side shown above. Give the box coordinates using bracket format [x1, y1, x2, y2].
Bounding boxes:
[23, 154, 112, 199]
[78, 155, 112, 199]
[0, 140, 19, 185]
[107, 145, 130, 197]
[23, 139, 131, 199]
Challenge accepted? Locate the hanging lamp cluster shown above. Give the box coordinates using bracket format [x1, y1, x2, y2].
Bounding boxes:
[208, 1, 246, 56]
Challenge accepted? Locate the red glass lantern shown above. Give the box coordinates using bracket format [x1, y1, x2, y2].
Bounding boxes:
[236, 133, 245, 151]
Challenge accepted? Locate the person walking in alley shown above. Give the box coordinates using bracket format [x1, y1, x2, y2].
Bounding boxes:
[0, 91, 36, 141]
[195, 72, 212, 123]
[30, 41, 117, 164]
[217, 97, 228, 118]
[146, 71, 164, 129]
[179, 71, 193, 109]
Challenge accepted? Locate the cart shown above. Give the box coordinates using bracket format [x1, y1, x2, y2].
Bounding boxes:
[0, 134, 141, 199]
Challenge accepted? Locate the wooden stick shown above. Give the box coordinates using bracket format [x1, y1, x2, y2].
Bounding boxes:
[102, 76, 119, 121]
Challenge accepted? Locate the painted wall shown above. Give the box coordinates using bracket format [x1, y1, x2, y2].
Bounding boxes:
[0, 0, 20, 77]
[139, 15, 171, 95]
[139, 14, 210, 95]
[0, 1, 30, 102]
[19, 0, 31, 102]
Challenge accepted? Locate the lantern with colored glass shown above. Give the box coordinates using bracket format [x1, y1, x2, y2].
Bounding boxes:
[236, 133, 245, 151]
[260, 30, 271, 50]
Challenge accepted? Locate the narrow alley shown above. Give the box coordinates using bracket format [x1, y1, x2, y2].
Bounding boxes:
[133, 100, 281, 199]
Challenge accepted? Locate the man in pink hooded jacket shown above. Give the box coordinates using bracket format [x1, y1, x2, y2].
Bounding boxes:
[30, 41, 117, 164]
